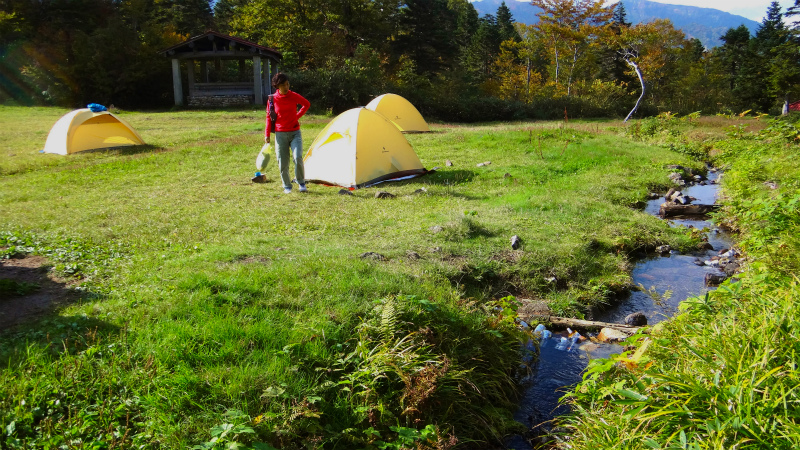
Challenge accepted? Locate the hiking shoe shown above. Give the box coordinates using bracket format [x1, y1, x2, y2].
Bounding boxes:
[299, 184, 308, 192]
[284, 188, 292, 194]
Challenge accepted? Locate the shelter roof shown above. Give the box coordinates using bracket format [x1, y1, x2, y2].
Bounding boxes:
[160, 30, 281, 61]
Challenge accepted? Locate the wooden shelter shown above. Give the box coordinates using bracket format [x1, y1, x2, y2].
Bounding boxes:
[161, 31, 281, 107]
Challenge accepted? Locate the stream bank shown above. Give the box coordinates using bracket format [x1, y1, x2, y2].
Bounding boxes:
[507, 169, 738, 449]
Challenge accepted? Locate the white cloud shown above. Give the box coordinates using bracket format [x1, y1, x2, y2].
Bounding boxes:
[603, 0, 795, 22]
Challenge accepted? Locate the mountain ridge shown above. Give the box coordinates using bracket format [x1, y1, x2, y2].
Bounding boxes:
[470, 0, 761, 48]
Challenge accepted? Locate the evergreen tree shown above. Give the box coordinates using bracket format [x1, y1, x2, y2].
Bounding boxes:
[599, 1, 634, 87]
[611, 1, 631, 30]
[460, 15, 500, 82]
[496, 2, 520, 43]
[152, 0, 213, 36]
[395, 0, 459, 75]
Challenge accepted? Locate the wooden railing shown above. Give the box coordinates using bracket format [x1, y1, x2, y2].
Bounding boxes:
[191, 82, 254, 97]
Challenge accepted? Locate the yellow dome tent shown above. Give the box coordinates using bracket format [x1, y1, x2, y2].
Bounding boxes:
[43, 109, 145, 155]
[365, 94, 430, 133]
[303, 108, 427, 189]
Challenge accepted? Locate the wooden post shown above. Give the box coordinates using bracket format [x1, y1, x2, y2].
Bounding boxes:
[200, 61, 208, 82]
[253, 55, 263, 105]
[187, 60, 195, 100]
[171, 58, 183, 106]
[265, 59, 272, 96]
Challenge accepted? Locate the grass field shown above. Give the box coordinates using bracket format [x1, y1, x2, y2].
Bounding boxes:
[0, 105, 718, 448]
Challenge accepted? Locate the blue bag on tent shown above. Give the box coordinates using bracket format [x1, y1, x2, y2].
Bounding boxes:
[87, 103, 108, 113]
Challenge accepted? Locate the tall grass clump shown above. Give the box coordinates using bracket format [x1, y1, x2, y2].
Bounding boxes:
[561, 117, 800, 449]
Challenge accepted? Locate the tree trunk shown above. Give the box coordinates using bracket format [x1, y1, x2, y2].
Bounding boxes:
[567, 46, 578, 96]
[519, 314, 642, 333]
[623, 56, 645, 122]
[659, 203, 719, 217]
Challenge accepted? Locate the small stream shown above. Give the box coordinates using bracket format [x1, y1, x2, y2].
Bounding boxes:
[507, 171, 734, 449]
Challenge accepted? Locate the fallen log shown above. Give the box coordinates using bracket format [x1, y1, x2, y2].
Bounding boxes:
[519, 314, 642, 334]
[659, 203, 719, 217]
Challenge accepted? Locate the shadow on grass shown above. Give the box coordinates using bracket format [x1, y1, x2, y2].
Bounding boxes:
[0, 255, 114, 362]
[78, 143, 166, 157]
[0, 313, 121, 367]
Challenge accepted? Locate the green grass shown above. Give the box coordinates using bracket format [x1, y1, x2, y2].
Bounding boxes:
[562, 117, 800, 450]
[0, 106, 708, 448]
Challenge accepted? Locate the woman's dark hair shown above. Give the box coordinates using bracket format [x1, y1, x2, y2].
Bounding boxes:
[271, 72, 289, 89]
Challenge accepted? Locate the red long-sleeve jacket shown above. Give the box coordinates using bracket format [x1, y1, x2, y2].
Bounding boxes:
[265, 90, 310, 141]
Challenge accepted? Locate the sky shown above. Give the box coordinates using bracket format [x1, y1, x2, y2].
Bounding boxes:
[606, 0, 796, 22]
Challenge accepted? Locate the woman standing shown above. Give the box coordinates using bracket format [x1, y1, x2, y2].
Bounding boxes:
[265, 73, 311, 193]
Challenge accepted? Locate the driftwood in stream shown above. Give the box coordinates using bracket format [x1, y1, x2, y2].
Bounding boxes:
[659, 203, 719, 217]
[520, 314, 642, 334]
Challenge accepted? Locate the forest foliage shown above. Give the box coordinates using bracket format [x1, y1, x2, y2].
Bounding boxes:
[2, 0, 800, 119]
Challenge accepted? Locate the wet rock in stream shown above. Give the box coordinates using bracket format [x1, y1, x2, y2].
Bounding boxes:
[704, 273, 728, 287]
[597, 327, 632, 343]
[624, 312, 648, 326]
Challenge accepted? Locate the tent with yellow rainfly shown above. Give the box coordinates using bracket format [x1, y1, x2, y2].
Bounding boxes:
[365, 93, 430, 133]
[303, 108, 428, 189]
[43, 109, 145, 155]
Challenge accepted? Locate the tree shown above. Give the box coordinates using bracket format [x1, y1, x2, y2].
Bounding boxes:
[152, 0, 213, 35]
[395, 0, 459, 75]
[496, 2, 520, 43]
[598, 1, 634, 87]
[530, 0, 613, 95]
[611, 1, 631, 30]
[614, 19, 688, 119]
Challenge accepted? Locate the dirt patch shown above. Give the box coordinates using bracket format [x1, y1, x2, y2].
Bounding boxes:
[0, 255, 79, 330]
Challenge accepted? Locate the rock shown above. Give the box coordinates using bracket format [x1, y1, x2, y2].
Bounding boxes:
[665, 188, 677, 201]
[338, 189, 353, 195]
[413, 187, 428, 194]
[764, 181, 778, 190]
[597, 327, 631, 343]
[649, 192, 661, 200]
[430, 246, 442, 253]
[697, 241, 714, 251]
[504, 173, 512, 178]
[360, 252, 386, 261]
[675, 195, 691, 205]
[374, 191, 395, 199]
[722, 261, 740, 276]
[624, 312, 648, 326]
[667, 164, 686, 171]
[445, 159, 453, 167]
[693, 258, 705, 266]
[511, 235, 522, 250]
[405, 251, 421, 260]
[704, 273, 727, 287]
[477, 161, 491, 167]
[656, 245, 671, 254]
[429, 225, 443, 233]
[517, 298, 551, 318]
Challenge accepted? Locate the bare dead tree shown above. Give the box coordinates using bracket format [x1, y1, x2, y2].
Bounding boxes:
[621, 49, 645, 122]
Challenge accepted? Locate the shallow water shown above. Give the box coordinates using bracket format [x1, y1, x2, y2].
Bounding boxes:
[508, 171, 733, 449]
